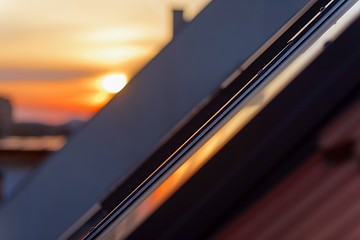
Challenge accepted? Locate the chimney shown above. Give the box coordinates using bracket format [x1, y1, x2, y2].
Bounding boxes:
[173, 9, 188, 38]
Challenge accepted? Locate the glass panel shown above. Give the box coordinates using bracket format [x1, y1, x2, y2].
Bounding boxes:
[95, 1, 360, 239]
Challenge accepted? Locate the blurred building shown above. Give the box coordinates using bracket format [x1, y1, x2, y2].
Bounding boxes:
[0, 97, 81, 201]
[0, 97, 12, 137]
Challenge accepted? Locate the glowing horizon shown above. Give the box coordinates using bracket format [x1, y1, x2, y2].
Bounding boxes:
[0, 0, 211, 124]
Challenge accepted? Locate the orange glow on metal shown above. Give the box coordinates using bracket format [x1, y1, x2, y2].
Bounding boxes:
[99, 6, 360, 237]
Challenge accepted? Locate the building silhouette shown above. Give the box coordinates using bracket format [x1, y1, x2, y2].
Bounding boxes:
[0, 97, 82, 201]
[0, 97, 12, 137]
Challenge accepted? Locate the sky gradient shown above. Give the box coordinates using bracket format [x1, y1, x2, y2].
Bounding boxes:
[0, 0, 211, 124]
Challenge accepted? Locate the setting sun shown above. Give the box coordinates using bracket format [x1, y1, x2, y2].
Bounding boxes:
[100, 73, 127, 93]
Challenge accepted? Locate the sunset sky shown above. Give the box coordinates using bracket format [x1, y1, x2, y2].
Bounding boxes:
[0, 0, 211, 124]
